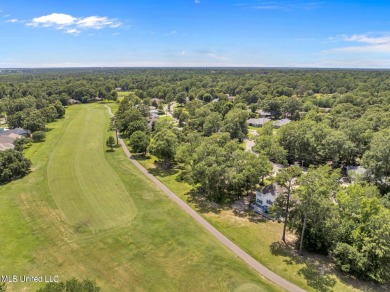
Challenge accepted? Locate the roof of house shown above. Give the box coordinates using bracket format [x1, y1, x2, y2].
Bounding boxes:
[258, 183, 286, 197]
[0, 136, 17, 144]
[0, 142, 14, 151]
[247, 118, 271, 125]
[274, 118, 291, 127]
[0, 134, 22, 151]
[0, 128, 30, 136]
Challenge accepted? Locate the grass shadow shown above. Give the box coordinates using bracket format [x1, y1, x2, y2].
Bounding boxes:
[185, 189, 223, 214]
[232, 208, 267, 223]
[270, 241, 336, 291]
[269, 241, 387, 291]
[105, 149, 115, 152]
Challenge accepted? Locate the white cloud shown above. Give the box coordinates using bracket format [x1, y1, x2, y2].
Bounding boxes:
[25, 13, 121, 34]
[6, 18, 21, 23]
[65, 29, 81, 35]
[30, 13, 76, 27]
[77, 16, 120, 29]
[324, 33, 390, 54]
[194, 0, 201, 4]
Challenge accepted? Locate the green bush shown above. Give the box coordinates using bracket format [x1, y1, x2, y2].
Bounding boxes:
[32, 131, 46, 142]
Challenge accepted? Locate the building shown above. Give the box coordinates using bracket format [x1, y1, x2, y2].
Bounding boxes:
[0, 136, 18, 151]
[274, 118, 291, 128]
[0, 128, 30, 151]
[255, 183, 286, 210]
[0, 128, 31, 137]
[256, 110, 272, 118]
[246, 118, 271, 127]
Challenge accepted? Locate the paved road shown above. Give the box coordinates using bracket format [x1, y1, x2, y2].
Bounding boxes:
[106, 105, 305, 292]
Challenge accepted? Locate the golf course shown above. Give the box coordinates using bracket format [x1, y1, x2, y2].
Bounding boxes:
[0, 104, 280, 291]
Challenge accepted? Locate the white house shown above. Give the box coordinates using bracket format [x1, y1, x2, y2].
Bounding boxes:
[255, 183, 286, 209]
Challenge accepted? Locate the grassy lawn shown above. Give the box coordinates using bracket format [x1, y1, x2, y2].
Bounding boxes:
[0, 104, 280, 292]
[158, 115, 176, 123]
[117, 91, 133, 100]
[132, 154, 383, 292]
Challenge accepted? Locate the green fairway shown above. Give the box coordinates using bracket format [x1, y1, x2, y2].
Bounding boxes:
[47, 106, 136, 231]
[0, 104, 280, 291]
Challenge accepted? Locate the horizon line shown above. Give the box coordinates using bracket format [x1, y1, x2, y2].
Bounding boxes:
[2, 66, 390, 71]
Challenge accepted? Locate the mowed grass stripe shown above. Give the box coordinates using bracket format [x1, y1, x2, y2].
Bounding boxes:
[47, 106, 137, 231]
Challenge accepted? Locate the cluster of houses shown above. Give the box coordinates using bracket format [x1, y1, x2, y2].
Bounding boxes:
[246, 110, 291, 128]
[0, 128, 31, 151]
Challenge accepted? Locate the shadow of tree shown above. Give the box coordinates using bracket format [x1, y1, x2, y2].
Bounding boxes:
[232, 208, 267, 223]
[298, 266, 336, 292]
[269, 241, 388, 291]
[185, 189, 223, 214]
[270, 241, 336, 291]
[148, 166, 179, 178]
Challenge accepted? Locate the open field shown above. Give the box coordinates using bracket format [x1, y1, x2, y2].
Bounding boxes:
[131, 154, 383, 292]
[0, 104, 280, 291]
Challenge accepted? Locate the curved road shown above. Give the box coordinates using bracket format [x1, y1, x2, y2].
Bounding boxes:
[106, 105, 305, 292]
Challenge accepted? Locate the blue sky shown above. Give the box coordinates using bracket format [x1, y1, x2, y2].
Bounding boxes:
[1, 0, 390, 68]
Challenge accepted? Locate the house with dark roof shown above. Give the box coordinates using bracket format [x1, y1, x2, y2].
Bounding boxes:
[0, 128, 31, 137]
[255, 183, 286, 209]
[247, 118, 271, 127]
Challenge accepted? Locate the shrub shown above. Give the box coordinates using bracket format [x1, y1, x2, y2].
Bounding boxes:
[32, 131, 46, 142]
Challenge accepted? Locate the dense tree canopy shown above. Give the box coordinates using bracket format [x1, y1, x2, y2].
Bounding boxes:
[0, 149, 31, 184]
[2, 68, 390, 282]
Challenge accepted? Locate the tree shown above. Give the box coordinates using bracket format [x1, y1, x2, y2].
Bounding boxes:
[203, 112, 222, 136]
[175, 92, 187, 104]
[362, 129, 390, 192]
[115, 108, 147, 136]
[147, 129, 178, 168]
[332, 184, 390, 283]
[289, 165, 340, 255]
[129, 131, 149, 155]
[253, 135, 287, 164]
[190, 133, 272, 202]
[272, 165, 302, 242]
[23, 110, 46, 132]
[222, 108, 249, 141]
[0, 149, 31, 184]
[32, 131, 46, 142]
[13, 137, 32, 151]
[37, 278, 100, 292]
[106, 136, 116, 151]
